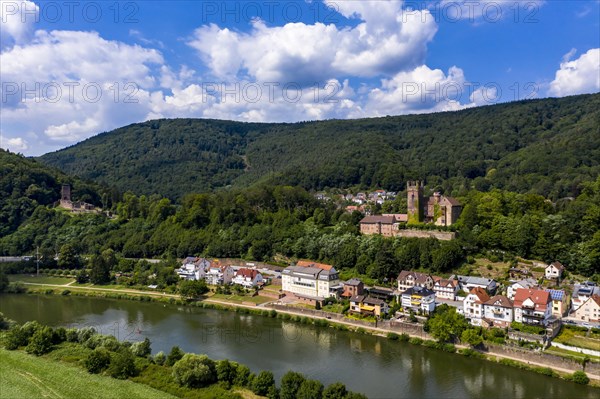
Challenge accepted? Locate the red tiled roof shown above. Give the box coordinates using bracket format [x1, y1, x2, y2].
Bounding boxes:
[591, 294, 600, 307]
[469, 287, 490, 303]
[236, 268, 258, 279]
[513, 288, 551, 311]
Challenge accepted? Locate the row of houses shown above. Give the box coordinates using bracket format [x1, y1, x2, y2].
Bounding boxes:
[176, 257, 263, 288]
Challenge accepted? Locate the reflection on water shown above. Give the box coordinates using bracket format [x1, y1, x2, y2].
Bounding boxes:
[1, 294, 598, 399]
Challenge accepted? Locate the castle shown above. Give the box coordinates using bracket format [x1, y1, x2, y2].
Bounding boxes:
[360, 181, 462, 237]
[407, 181, 462, 226]
[59, 184, 96, 213]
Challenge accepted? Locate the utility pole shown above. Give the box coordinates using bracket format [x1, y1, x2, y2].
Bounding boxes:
[36, 246, 40, 277]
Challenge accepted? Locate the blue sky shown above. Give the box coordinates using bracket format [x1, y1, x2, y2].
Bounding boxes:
[1, 0, 599, 155]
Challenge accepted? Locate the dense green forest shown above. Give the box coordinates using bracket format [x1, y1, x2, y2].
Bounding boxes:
[40, 94, 600, 200]
[2, 150, 599, 280]
[0, 149, 120, 238]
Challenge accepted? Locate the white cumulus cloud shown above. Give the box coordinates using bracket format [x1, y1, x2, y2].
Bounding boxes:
[548, 48, 600, 97]
[188, 2, 437, 83]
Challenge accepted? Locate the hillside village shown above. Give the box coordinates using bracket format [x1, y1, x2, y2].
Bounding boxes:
[176, 256, 600, 339]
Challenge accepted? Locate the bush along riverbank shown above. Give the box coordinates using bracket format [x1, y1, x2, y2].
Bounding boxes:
[0, 314, 368, 399]
[6, 288, 599, 387]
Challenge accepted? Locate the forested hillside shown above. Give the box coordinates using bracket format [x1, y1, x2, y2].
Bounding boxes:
[0, 150, 116, 238]
[40, 94, 600, 200]
[3, 147, 600, 278]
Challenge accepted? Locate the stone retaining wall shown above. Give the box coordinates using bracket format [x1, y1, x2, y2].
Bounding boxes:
[394, 230, 456, 241]
[484, 343, 600, 375]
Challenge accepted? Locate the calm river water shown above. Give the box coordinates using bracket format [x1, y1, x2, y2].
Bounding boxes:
[1, 294, 597, 399]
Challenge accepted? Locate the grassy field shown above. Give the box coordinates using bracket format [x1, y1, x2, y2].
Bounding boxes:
[8, 274, 74, 285]
[554, 327, 600, 351]
[0, 349, 176, 399]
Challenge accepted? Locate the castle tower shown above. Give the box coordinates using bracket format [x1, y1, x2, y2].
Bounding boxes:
[407, 181, 424, 223]
[61, 184, 71, 202]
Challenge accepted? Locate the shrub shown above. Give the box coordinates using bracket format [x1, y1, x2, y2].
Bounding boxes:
[77, 327, 97, 343]
[61, 290, 71, 296]
[398, 333, 410, 342]
[323, 382, 347, 399]
[154, 351, 166, 366]
[26, 326, 54, 356]
[572, 371, 590, 385]
[4, 326, 29, 350]
[108, 348, 137, 379]
[252, 371, 275, 396]
[387, 332, 399, 340]
[234, 364, 251, 387]
[166, 345, 185, 366]
[131, 338, 152, 357]
[280, 371, 306, 399]
[409, 337, 423, 345]
[65, 328, 79, 342]
[52, 327, 67, 344]
[297, 379, 324, 399]
[172, 354, 217, 388]
[216, 359, 238, 387]
[85, 348, 111, 374]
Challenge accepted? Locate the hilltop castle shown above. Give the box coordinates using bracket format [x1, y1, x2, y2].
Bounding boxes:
[58, 184, 97, 213]
[360, 181, 462, 237]
[407, 181, 462, 226]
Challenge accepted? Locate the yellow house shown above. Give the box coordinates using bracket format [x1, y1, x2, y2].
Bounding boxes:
[546, 289, 568, 317]
[572, 294, 600, 322]
[349, 295, 390, 317]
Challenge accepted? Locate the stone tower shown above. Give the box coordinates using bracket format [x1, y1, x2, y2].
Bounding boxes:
[407, 181, 424, 223]
[61, 184, 71, 202]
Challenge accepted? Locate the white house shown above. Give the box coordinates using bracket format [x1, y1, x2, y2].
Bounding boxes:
[513, 288, 552, 326]
[507, 278, 538, 300]
[433, 277, 459, 300]
[176, 257, 211, 280]
[397, 271, 434, 292]
[401, 286, 436, 315]
[281, 263, 340, 300]
[483, 295, 513, 328]
[232, 268, 263, 288]
[545, 261, 565, 280]
[571, 295, 600, 322]
[571, 284, 600, 312]
[205, 264, 235, 286]
[463, 287, 490, 326]
[457, 275, 497, 294]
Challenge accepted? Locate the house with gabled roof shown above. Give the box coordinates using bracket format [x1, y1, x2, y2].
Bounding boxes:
[463, 287, 490, 326]
[545, 261, 565, 280]
[349, 295, 390, 317]
[507, 278, 538, 300]
[513, 288, 552, 326]
[232, 268, 263, 288]
[483, 295, 514, 328]
[433, 277, 459, 300]
[397, 270, 435, 293]
[571, 294, 600, 322]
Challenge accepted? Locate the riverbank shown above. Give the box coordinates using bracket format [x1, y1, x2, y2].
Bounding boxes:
[11, 283, 600, 386]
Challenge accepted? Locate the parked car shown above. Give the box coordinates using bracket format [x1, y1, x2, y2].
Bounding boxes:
[582, 322, 591, 328]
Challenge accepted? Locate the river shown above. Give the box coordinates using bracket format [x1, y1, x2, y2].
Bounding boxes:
[1, 294, 597, 398]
